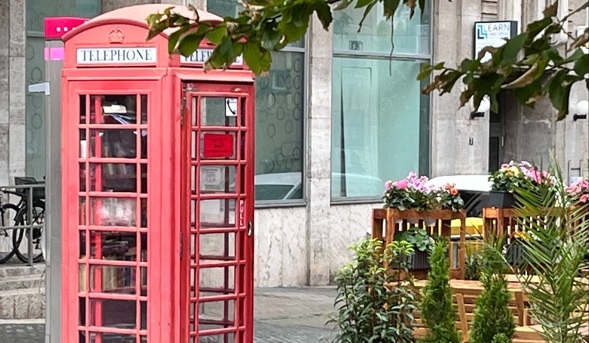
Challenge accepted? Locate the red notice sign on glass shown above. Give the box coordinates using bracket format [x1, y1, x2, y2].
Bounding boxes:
[203, 133, 234, 158]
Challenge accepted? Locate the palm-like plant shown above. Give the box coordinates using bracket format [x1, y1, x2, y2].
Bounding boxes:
[514, 161, 589, 343]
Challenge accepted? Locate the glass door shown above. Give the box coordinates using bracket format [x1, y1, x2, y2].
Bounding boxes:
[64, 82, 159, 343]
[180, 83, 255, 343]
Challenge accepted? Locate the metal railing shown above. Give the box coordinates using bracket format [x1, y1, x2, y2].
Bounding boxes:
[0, 182, 45, 266]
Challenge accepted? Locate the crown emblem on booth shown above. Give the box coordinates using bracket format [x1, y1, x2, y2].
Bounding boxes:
[108, 27, 125, 44]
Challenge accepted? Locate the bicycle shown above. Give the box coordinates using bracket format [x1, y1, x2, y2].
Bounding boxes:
[0, 177, 45, 264]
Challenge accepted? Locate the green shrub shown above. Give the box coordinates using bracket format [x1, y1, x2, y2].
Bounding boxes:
[420, 239, 460, 343]
[469, 245, 515, 343]
[329, 239, 417, 343]
[491, 333, 511, 343]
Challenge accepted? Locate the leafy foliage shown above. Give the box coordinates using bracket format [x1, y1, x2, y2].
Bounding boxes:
[146, 1, 428, 74]
[513, 159, 589, 343]
[420, 239, 460, 343]
[418, 1, 589, 120]
[395, 228, 432, 252]
[469, 241, 515, 343]
[328, 239, 417, 343]
[491, 333, 512, 343]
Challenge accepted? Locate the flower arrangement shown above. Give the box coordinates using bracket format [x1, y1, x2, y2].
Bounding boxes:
[383, 172, 464, 212]
[489, 161, 551, 193]
[566, 179, 589, 203]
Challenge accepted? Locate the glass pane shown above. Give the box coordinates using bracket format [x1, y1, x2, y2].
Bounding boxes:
[200, 166, 236, 193]
[81, 163, 146, 193]
[88, 299, 137, 328]
[89, 198, 137, 226]
[200, 232, 235, 259]
[86, 231, 141, 261]
[91, 94, 140, 125]
[89, 129, 139, 158]
[201, 97, 237, 126]
[331, 58, 429, 198]
[255, 51, 304, 200]
[333, 2, 431, 55]
[89, 333, 139, 343]
[86, 265, 146, 292]
[200, 199, 235, 226]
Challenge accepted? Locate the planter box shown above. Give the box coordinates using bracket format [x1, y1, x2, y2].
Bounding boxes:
[372, 208, 467, 279]
[411, 249, 430, 270]
[489, 190, 516, 208]
[506, 243, 526, 266]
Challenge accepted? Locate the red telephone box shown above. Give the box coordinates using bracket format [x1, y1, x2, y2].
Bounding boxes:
[60, 4, 255, 343]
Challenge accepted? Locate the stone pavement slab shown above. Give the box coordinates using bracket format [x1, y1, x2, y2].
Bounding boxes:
[0, 287, 337, 343]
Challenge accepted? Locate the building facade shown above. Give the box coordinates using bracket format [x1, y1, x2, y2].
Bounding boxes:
[0, 0, 587, 287]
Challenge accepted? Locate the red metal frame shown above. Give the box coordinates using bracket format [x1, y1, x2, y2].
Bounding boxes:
[179, 84, 255, 343]
[60, 5, 255, 343]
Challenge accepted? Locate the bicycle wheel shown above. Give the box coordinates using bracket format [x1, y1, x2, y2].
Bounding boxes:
[0, 203, 20, 264]
[12, 201, 45, 263]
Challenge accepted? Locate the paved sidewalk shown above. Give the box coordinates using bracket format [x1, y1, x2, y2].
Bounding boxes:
[0, 287, 337, 343]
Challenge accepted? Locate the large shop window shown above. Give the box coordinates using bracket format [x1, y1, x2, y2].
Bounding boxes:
[25, 0, 101, 179]
[209, 0, 306, 203]
[331, 3, 431, 200]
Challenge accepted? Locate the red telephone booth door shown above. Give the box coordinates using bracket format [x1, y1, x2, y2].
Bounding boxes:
[180, 82, 255, 343]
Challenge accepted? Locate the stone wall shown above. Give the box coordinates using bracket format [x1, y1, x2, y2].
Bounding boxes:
[0, 0, 26, 188]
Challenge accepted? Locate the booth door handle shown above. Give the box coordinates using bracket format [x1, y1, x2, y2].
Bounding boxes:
[247, 221, 253, 237]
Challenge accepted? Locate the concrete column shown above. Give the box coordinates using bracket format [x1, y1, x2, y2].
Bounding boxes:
[9, 0, 26, 183]
[498, 0, 522, 22]
[306, 15, 332, 286]
[0, 1, 9, 186]
[431, 0, 488, 176]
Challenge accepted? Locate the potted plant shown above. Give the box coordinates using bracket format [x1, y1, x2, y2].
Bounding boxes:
[395, 227, 434, 269]
[488, 161, 551, 208]
[505, 231, 532, 266]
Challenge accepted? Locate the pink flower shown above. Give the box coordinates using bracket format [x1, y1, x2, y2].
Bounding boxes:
[397, 179, 409, 190]
[385, 180, 393, 190]
[581, 194, 589, 203]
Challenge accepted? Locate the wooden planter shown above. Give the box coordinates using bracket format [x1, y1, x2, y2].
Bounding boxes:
[371, 208, 466, 279]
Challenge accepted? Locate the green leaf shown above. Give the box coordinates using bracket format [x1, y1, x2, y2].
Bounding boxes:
[383, 0, 401, 18]
[243, 42, 272, 74]
[261, 26, 281, 50]
[525, 17, 553, 43]
[573, 52, 589, 77]
[542, 1, 558, 18]
[167, 28, 184, 53]
[314, 1, 333, 30]
[205, 26, 227, 45]
[178, 33, 203, 56]
[358, 1, 377, 32]
[355, 0, 374, 9]
[501, 32, 526, 65]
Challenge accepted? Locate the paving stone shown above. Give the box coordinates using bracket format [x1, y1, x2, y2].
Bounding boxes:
[0, 296, 13, 318]
[14, 294, 29, 319]
[0, 287, 339, 342]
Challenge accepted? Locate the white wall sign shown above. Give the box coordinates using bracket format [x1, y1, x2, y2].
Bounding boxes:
[76, 47, 157, 64]
[181, 48, 243, 65]
[474, 21, 518, 62]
